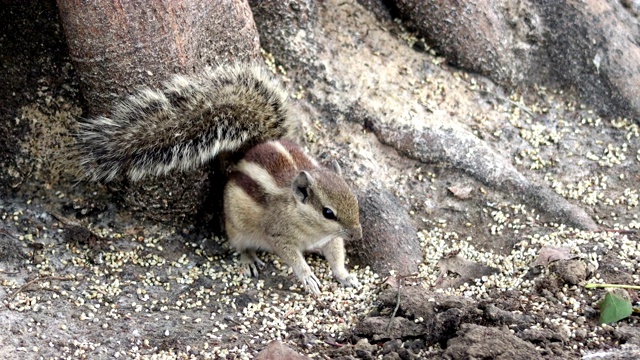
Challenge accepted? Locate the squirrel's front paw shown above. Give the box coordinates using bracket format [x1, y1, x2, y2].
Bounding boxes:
[297, 271, 322, 295]
[336, 273, 359, 288]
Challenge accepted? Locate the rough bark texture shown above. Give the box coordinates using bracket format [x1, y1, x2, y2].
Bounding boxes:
[364, 117, 599, 230]
[533, 0, 640, 118]
[392, 0, 640, 119]
[52, 0, 262, 225]
[249, 0, 320, 71]
[0, 1, 73, 193]
[394, 0, 520, 84]
[56, 0, 260, 115]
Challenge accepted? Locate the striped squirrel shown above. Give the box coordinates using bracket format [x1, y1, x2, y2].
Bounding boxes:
[77, 63, 362, 294]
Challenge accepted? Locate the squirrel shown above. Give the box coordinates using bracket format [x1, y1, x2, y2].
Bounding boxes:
[77, 62, 362, 294]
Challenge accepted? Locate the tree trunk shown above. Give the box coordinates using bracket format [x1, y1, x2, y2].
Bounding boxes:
[56, 0, 260, 115]
[55, 0, 261, 227]
[391, 0, 640, 119]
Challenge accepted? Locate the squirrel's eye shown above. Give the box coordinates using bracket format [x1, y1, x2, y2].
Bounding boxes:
[322, 207, 337, 220]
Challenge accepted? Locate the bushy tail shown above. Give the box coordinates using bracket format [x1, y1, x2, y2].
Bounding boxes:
[77, 63, 296, 182]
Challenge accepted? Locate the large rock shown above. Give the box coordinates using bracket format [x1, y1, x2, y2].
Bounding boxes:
[444, 324, 540, 360]
[351, 188, 422, 275]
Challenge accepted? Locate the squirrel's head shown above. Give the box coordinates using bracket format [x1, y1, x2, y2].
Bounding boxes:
[291, 163, 362, 242]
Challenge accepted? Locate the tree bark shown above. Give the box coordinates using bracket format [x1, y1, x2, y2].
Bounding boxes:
[56, 0, 260, 115]
[54, 0, 261, 226]
[391, 0, 640, 119]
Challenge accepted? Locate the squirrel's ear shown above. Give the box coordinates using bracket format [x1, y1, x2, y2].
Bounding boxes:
[292, 171, 313, 203]
[331, 160, 343, 176]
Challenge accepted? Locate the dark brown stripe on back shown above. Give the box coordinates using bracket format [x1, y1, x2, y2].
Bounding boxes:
[278, 140, 317, 171]
[243, 142, 295, 186]
[230, 171, 267, 204]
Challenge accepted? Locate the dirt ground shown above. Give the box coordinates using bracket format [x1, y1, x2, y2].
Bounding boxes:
[2, 1, 640, 359]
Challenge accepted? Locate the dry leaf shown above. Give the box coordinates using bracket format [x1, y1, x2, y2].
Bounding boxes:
[436, 255, 498, 288]
[255, 340, 310, 360]
[382, 275, 399, 289]
[448, 185, 473, 199]
[532, 246, 576, 267]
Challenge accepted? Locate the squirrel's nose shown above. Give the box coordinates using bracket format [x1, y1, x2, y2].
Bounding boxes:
[349, 225, 363, 240]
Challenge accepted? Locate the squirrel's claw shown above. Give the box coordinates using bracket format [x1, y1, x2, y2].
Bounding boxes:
[337, 273, 359, 288]
[239, 250, 264, 278]
[300, 272, 322, 295]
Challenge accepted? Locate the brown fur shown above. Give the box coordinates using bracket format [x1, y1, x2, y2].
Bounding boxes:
[279, 139, 318, 170]
[78, 63, 297, 182]
[242, 142, 304, 186]
[229, 171, 267, 205]
[224, 140, 361, 294]
[77, 62, 361, 294]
